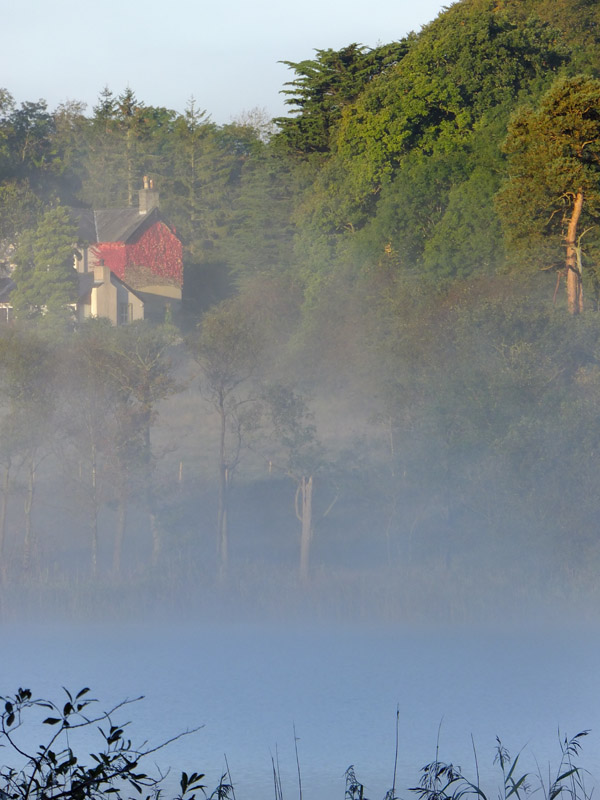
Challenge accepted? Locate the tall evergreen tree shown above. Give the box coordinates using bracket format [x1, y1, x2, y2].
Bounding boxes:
[274, 42, 409, 154]
[11, 206, 78, 319]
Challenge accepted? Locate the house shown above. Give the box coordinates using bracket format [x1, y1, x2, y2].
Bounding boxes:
[71, 178, 183, 325]
[76, 264, 145, 325]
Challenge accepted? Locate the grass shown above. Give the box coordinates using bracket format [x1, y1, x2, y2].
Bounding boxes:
[2, 553, 600, 628]
[341, 732, 594, 800]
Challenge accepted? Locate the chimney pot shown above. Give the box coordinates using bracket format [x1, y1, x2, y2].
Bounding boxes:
[139, 178, 159, 214]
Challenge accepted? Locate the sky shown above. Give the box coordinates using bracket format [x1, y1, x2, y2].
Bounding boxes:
[4, 0, 449, 124]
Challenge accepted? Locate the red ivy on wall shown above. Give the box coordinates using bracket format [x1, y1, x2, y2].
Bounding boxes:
[94, 242, 127, 278]
[94, 222, 183, 287]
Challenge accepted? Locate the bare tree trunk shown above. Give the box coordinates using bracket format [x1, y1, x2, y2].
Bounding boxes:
[217, 465, 229, 575]
[138, 409, 161, 568]
[113, 490, 127, 575]
[23, 455, 36, 571]
[150, 511, 161, 567]
[127, 127, 135, 206]
[384, 415, 399, 564]
[0, 461, 10, 580]
[90, 445, 98, 578]
[297, 475, 313, 583]
[90, 504, 99, 578]
[217, 397, 229, 575]
[566, 190, 584, 314]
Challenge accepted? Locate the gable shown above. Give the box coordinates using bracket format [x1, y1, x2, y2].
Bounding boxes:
[77, 264, 145, 325]
[93, 220, 183, 288]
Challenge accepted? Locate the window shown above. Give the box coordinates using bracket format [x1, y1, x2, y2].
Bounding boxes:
[118, 302, 133, 325]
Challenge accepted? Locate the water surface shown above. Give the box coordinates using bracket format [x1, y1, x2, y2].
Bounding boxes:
[1, 623, 598, 800]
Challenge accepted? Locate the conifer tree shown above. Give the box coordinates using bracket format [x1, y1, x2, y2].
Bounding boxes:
[11, 206, 78, 320]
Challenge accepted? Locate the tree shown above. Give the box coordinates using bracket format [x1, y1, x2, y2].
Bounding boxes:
[98, 322, 177, 572]
[1, 99, 58, 186]
[421, 163, 504, 282]
[80, 88, 177, 209]
[57, 320, 122, 577]
[0, 685, 208, 800]
[497, 74, 600, 313]
[231, 106, 276, 143]
[0, 89, 16, 179]
[11, 206, 78, 320]
[0, 327, 58, 571]
[345, 147, 471, 274]
[188, 298, 261, 574]
[223, 143, 301, 285]
[274, 42, 409, 154]
[51, 100, 88, 206]
[166, 100, 227, 262]
[161, 103, 260, 315]
[116, 88, 142, 206]
[260, 384, 325, 582]
[301, 1, 566, 233]
[0, 179, 41, 251]
[78, 87, 128, 208]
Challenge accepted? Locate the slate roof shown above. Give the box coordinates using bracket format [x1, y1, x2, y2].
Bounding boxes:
[70, 207, 162, 245]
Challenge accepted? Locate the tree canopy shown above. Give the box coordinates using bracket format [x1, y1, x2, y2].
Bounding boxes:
[497, 74, 600, 312]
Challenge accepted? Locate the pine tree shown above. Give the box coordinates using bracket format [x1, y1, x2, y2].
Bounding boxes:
[12, 206, 78, 319]
[497, 75, 600, 313]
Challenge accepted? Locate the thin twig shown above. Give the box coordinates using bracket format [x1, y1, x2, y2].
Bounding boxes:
[392, 705, 400, 800]
[293, 724, 302, 800]
[471, 733, 480, 793]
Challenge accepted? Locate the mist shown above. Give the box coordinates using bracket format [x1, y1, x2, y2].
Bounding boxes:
[0, 310, 598, 798]
[0, 321, 596, 629]
[2, 1, 600, 797]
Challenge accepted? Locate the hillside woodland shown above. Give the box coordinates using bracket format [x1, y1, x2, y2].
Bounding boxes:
[1, 0, 600, 623]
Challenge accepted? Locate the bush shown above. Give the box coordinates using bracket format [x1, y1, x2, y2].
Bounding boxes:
[0, 686, 211, 800]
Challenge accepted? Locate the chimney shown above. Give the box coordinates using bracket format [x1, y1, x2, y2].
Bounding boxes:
[139, 175, 159, 214]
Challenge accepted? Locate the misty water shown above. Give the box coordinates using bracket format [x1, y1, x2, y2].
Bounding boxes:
[2, 622, 598, 800]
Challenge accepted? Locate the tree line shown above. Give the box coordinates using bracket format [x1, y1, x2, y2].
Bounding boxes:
[1, 286, 600, 621]
[0, 310, 328, 588]
[1, 0, 600, 621]
[3, 0, 600, 319]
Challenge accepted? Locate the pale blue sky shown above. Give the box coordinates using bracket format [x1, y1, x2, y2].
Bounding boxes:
[5, 0, 449, 123]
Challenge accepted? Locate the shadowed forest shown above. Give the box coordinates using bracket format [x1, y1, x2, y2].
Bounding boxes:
[2, 0, 600, 625]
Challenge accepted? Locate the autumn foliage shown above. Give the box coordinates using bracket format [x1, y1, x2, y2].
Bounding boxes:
[94, 221, 183, 287]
